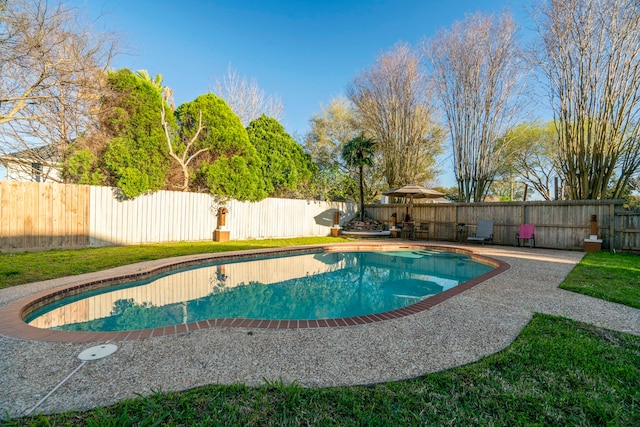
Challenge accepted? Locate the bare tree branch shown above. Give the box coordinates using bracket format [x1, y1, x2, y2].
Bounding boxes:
[160, 87, 208, 191]
[424, 11, 527, 202]
[212, 65, 285, 126]
[348, 42, 444, 188]
[0, 0, 120, 180]
[532, 0, 640, 200]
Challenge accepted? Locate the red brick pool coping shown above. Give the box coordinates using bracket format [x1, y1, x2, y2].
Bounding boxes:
[0, 243, 509, 343]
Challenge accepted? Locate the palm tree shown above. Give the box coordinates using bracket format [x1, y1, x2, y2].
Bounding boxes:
[341, 133, 376, 220]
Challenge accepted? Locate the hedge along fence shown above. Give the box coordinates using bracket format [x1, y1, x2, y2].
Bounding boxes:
[364, 199, 628, 251]
[0, 181, 354, 252]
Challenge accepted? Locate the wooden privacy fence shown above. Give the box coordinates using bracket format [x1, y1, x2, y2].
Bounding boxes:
[0, 181, 90, 250]
[2, 180, 639, 253]
[364, 199, 629, 251]
[0, 181, 354, 252]
[613, 211, 640, 252]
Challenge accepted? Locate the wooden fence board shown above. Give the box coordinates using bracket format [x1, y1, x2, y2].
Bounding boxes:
[24, 182, 35, 248]
[13, 181, 25, 250]
[0, 183, 5, 245]
[39, 183, 50, 248]
[83, 186, 353, 246]
[2, 181, 637, 252]
[614, 211, 640, 252]
[0, 182, 91, 251]
[365, 199, 626, 250]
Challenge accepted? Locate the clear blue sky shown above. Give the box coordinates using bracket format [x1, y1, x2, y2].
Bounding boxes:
[73, 0, 532, 186]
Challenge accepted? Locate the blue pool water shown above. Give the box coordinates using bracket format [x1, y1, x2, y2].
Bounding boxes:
[25, 249, 494, 332]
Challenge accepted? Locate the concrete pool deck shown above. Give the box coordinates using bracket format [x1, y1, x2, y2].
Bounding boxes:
[1, 242, 639, 419]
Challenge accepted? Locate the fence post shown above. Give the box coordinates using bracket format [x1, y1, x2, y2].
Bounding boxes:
[609, 202, 615, 252]
[454, 204, 459, 240]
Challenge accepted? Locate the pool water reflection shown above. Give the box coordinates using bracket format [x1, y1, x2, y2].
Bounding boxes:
[26, 249, 494, 332]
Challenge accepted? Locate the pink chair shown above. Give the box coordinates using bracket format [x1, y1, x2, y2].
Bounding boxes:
[515, 224, 535, 248]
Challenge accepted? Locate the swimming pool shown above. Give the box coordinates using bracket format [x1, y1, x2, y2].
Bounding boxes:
[0, 244, 508, 342]
[24, 247, 495, 333]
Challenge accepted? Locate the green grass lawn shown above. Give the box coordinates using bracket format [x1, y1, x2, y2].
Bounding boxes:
[0, 237, 349, 289]
[2, 243, 639, 426]
[7, 314, 639, 426]
[560, 251, 640, 309]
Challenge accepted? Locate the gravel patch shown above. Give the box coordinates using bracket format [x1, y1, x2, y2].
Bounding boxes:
[1, 244, 638, 419]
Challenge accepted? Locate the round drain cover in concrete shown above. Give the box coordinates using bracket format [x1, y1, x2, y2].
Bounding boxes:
[78, 344, 118, 361]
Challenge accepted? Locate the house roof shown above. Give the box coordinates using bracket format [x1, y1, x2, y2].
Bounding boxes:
[0, 144, 64, 165]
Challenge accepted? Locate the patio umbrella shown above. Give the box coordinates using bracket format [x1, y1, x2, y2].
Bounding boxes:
[382, 183, 445, 217]
[382, 183, 445, 200]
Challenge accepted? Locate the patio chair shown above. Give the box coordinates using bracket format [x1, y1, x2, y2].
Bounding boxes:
[467, 219, 494, 245]
[514, 224, 535, 248]
[413, 221, 429, 240]
[401, 221, 415, 239]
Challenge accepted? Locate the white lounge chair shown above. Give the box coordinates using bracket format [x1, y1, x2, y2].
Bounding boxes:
[467, 219, 494, 244]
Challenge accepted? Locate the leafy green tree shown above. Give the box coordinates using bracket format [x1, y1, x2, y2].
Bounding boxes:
[198, 155, 267, 200]
[311, 166, 357, 202]
[616, 179, 640, 210]
[247, 115, 316, 197]
[304, 97, 358, 172]
[488, 180, 526, 202]
[342, 134, 376, 220]
[103, 135, 169, 198]
[64, 149, 105, 185]
[304, 98, 359, 201]
[496, 121, 561, 201]
[304, 98, 387, 202]
[629, 175, 640, 194]
[102, 70, 172, 198]
[66, 68, 172, 198]
[177, 93, 268, 200]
